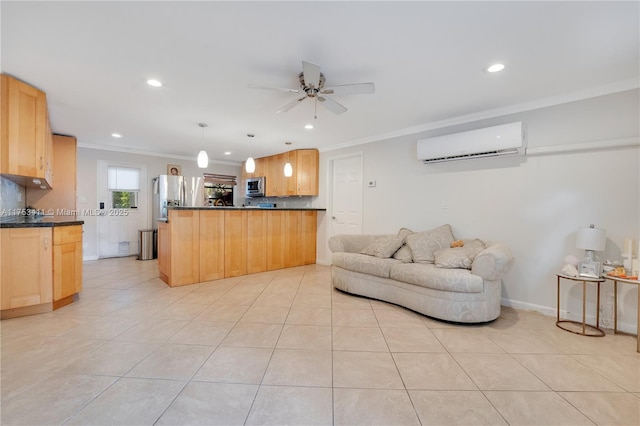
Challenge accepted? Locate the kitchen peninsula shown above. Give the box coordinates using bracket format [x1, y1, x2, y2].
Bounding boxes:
[158, 206, 325, 286]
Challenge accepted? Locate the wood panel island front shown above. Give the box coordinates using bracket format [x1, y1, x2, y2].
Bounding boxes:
[158, 207, 324, 287]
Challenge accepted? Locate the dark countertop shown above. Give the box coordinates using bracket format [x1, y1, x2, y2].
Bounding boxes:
[0, 216, 85, 228]
[169, 206, 327, 211]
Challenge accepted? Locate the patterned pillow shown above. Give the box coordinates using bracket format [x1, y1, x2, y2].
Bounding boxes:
[434, 239, 486, 269]
[360, 235, 405, 258]
[393, 228, 414, 263]
[405, 224, 455, 264]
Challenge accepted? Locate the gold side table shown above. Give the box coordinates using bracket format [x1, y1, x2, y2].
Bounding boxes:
[556, 273, 605, 337]
[602, 275, 639, 353]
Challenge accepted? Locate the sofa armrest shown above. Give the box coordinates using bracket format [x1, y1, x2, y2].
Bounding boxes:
[471, 243, 514, 281]
[328, 234, 382, 253]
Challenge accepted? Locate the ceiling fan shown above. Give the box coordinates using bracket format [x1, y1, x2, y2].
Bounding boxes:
[250, 61, 375, 117]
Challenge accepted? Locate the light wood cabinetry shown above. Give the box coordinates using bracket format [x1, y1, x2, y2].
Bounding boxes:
[244, 149, 319, 198]
[169, 210, 200, 286]
[224, 210, 247, 278]
[27, 135, 78, 211]
[246, 210, 267, 274]
[200, 210, 225, 281]
[158, 209, 319, 286]
[265, 153, 287, 197]
[52, 225, 82, 309]
[290, 149, 319, 196]
[1, 228, 53, 313]
[0, 75, 50, 183]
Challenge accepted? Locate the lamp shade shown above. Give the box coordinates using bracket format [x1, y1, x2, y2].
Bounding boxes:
[283, 162, 293, 177]
[576, 226, 606, 251]
[245, 157, 255, 173]
[197, 150, 208, 168]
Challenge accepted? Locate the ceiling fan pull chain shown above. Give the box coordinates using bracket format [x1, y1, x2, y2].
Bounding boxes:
[314, 97, 318, 119]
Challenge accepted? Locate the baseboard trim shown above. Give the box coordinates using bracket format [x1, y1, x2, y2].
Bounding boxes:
[83, 255, 99, 261]
[501, 297, 637, 335]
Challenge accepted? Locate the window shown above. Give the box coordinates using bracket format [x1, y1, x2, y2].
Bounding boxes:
[108, 166, 140, 209]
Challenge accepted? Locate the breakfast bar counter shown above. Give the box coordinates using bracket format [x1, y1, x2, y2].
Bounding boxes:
[158, 207, 325, 286]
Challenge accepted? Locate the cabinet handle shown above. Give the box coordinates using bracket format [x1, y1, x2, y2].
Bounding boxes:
[40, 156, 44, 170]
[44, 237, 48, 250]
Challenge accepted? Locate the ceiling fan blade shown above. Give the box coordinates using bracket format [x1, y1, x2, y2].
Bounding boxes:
[302, 61, 321, 89]
[321, 82, 375, 96]
[276, 96, 306, 113]
[248, 84, 300, 94]
[317, 96, 347, 115]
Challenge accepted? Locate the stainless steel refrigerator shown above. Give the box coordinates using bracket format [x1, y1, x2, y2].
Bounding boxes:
[152, 175, 204, 222]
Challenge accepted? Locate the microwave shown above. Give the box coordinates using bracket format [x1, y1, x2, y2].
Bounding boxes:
[246, 176, 265, 197]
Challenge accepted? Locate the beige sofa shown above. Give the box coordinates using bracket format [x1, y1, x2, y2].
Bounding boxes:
[328, 226, 514, 323]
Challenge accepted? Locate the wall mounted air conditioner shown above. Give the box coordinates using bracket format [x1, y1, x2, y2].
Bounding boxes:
[417, 122, 525, 164]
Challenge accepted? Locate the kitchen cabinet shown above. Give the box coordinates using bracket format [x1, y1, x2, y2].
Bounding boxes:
[266, 210, 286, 270]
[0, 228, 53, 315]
[265, 153, 287, 197]
[169, 210, 200, 286]
[0, 75, 51, 184]
[157, 221, 170, 283]
[242, 149, 319, 198]
[246, 210, 267, 274]
[290, 149, 319, 196]
[200, 210, 225, 281]
[27, 135, 78, 211]
[224, 210, 247, 277]
[301, 210, 318, 265]
[284, 211, 302, 268]
[52, 225, 82, 309]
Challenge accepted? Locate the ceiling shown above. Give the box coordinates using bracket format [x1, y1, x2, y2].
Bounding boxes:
[2, 1, 638, 165]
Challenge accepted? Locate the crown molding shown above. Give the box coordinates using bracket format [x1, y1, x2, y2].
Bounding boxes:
[77, 143, 241, 167]
[320, 78, 639, 153]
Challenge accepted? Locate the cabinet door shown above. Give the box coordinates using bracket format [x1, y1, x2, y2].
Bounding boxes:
[200, 210, 225, 281]
[301, 211, 317, 265]
[1, 228, 52, 310]
[284, 210, 302, 268]
[1, 75, 48, 178]
[266, 153, 286, 196]
[157, 221, 170, 282]
[246, 210, 267, 274]
[283, 151, 297, 196]
[295, 149, 319, 196]
[169, 210, 200, 286]
[52, 225, 82, 302]
[44, 113, 54, 185]
[266, 210, 286, 271]
[224, 210, 247, 277]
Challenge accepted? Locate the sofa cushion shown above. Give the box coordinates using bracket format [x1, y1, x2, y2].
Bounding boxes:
[393, 228, 414, 263]
[332, 252, 401, 279]
[389, 263, 483, 293]
[434, 239, 486, 269]
[405, 224, 455, 264]
[360, 235, 405, 258]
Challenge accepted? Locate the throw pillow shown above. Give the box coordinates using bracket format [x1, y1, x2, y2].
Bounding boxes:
[434, 239, 486, 269]
[360, 235, 405, 258]
[393, 228, 414, 263]
[405, 224, 455, 264]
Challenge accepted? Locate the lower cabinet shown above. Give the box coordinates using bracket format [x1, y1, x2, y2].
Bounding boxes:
[159, 209, 318, 286]
[52, 225, 83, 309]
[1, 228, 53, 313]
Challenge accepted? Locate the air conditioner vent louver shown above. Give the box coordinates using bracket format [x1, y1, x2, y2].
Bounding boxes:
[417, 122, 524, 164]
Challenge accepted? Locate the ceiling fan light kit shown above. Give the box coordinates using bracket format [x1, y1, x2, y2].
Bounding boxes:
[251, 60, 375, 118]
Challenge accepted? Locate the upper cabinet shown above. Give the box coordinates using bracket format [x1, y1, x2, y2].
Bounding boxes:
[288, 149, 319, 196]
[0, 74, 52, 187]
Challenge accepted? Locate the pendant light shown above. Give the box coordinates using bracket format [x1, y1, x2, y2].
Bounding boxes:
[245, 133, 255, 173]
[283, 162, 293, 177]
[197, 123, 209, 168]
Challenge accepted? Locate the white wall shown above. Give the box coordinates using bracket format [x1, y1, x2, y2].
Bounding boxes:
[316, 89, 640, 332]
[77, 148, 241, 260]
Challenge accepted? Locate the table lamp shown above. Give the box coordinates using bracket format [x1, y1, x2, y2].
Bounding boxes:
[576, 224, 606, 277]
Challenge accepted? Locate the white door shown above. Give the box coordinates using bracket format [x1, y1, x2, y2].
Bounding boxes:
[96, 161, 149, 258]
[330, 153, 363, 235]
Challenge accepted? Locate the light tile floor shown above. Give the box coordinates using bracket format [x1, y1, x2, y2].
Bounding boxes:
[1, 257, 639, 425]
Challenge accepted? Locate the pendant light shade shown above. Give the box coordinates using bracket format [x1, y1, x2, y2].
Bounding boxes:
[283, 162, 293, 177]
[245, 133, 255, 173]
[197, 123, 209, 168]
[245, 157, 256, 173]
[197, 150, 208, 168]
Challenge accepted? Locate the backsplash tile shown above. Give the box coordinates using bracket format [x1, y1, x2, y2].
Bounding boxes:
[243, 196, 313, 208]
[0, 177, 25, 213]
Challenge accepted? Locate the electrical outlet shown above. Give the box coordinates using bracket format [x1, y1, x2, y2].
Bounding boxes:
[441, 200, 448, 209]
[368, 180, 376, 187]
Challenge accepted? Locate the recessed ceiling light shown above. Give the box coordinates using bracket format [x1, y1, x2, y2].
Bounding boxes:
[111, 133, 122, 138]
[224, 151, 231, 156]
[486, 63, 505, 73]
[304, 124, 314, 130]
[146, 79, 162, 87]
